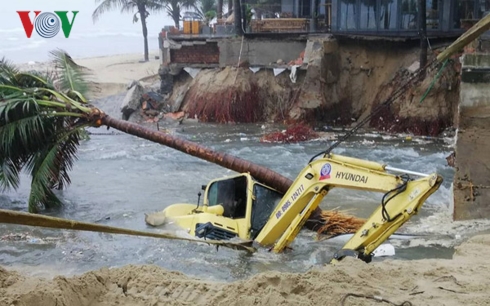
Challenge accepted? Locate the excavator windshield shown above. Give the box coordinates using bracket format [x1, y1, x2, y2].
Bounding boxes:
[250, 184, 282, 239]
[206, 175, 248, 219]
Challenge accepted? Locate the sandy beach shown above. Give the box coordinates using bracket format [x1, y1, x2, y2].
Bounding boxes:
[1, 233, 490, 306]
[18, 51, 162, 99]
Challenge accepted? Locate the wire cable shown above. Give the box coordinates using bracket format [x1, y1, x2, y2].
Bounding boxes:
[309, 58, 440, 164]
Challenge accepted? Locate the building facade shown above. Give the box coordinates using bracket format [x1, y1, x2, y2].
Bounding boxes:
[276, 0, 490, 36]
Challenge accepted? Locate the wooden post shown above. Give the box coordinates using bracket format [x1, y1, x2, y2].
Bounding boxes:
[419, 0, 428, 76]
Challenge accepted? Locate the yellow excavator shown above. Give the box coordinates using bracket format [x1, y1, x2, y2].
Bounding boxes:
[146, 153, 443, 263]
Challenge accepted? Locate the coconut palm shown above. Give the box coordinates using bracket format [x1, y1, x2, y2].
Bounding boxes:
[161, 0, 200, 29]
[197, 0, 218, 25]
[92, 0, 165, 62]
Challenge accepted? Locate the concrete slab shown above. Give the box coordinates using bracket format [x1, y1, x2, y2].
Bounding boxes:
[453, 53, 490, 220]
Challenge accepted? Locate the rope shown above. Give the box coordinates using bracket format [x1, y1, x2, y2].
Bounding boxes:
[0, 209, 256, 253]
[419, 58, 449, 104]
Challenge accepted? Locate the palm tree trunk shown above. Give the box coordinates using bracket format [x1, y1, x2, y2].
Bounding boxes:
[138, 6, 149, 62]
[173, 10, 180, 29]
[101, 115, 293, 193]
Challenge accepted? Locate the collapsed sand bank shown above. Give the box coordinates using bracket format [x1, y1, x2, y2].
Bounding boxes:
[1, 234, 489, 306]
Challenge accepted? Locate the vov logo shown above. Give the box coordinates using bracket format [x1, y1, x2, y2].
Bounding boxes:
[17, 11, 79, 38]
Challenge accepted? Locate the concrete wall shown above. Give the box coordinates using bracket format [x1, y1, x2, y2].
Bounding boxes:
[453, 53, 490, 220]
[170, 43, 219, 64]
[217, 39, 306, 67]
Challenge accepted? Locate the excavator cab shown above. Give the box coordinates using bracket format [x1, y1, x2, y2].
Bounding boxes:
[152, 173, 282, 241]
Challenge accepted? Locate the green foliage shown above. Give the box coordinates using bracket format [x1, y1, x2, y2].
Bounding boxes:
[0, 53, 91, 213]
[92, 0, 165, 22]
[50, 49, 92, 97]
[245, 4, 253, 25]
[162, 0, 199, 28]
[197, 0, 218, 25]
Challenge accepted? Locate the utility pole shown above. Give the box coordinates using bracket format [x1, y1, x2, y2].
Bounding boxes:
[418, 0, 427, 76]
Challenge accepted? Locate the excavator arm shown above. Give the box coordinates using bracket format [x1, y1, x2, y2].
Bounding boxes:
[254, 154, 443, 263]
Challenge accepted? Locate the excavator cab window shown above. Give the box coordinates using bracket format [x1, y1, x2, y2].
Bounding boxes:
[250, 184, 282, 239]
[206, 176, 248, 219]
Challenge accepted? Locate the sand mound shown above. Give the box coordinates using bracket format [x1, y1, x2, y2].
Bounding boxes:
[2, 234, 490, 306]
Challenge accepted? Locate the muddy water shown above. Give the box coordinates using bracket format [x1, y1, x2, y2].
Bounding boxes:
[0, 97, 484, 281]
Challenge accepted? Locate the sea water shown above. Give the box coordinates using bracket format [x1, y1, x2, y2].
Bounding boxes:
[2, 92, 490, 281]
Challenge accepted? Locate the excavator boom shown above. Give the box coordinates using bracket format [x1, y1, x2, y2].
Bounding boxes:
[254, 154, 443, 262]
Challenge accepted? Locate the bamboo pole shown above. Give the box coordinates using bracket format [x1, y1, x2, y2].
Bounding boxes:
[0, 209, 256, 253]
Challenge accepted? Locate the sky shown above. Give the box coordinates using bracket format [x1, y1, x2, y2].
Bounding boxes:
[0, 0, 177, 63]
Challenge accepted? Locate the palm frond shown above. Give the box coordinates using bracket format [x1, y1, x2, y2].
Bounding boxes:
[25, 128, 84, 212]
[0, 158, 21, 191]
[121, 1, 138, 14]
[49, 49, 92, 96]
[0, 53, 92, 212]
[0, 58, 19, 86]
[93, 0, 133, 22]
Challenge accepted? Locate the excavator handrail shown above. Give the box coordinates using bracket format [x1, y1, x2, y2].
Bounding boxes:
[385, 166, 430, 177]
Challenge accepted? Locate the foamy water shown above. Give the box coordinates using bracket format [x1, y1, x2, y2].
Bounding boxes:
[0, 0, 175, 63]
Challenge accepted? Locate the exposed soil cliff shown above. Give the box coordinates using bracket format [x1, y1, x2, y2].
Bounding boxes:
[163, 38, 460, 136]
[167, 66, 304, 124]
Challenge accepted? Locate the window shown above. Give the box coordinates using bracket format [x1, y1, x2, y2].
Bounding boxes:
[453, 0, 476, 28]
[401, 0, 418, 29]
[340, 0, 358, 30]
[426, 0, 439, 29]
[380, 0, 397, 29]
[300, 0, 312, 17]
[206, 176, 248, 219]
[477, 0, 490, 18]
[360, 0, 377, 29]
[250, 184, 282, 238]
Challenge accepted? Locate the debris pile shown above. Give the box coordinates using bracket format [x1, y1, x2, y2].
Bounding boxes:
[260, 124, 318, 143]
[288, 50, 305, 66]
[316, 210, 366, 238]
[120, 80, 186, 124]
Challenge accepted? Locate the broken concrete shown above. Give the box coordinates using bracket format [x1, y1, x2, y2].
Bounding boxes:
[120, 81, 145, 120]
[453, 53, 490, 221]
[159, 66, 174, 94]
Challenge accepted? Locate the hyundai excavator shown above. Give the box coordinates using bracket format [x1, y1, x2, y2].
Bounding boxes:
[146, 153, 442, 263]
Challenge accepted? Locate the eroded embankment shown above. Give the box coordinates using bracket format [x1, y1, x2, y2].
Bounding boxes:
[168, 66, 302, 124]
[165, 39, 460, 136]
